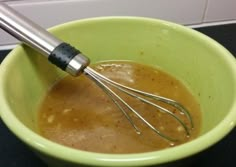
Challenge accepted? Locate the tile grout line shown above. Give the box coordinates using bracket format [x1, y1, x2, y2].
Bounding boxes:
[201, 0, 210, 24]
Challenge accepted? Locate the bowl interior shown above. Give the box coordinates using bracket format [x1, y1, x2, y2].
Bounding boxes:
[0, 17, 236, 166]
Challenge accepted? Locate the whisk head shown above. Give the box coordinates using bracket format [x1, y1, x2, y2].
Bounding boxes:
[83, 67, 193, 142]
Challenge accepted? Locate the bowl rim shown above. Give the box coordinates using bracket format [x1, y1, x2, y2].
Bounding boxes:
[0, 16, 236, 166]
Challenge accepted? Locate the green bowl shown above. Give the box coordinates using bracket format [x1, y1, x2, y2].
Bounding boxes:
[0, 17, 236, 167]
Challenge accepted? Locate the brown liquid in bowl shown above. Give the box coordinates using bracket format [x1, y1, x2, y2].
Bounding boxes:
[37, 61, 201, 153]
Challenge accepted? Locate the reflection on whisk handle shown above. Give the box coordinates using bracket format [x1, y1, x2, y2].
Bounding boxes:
[0, 2, 90, 76]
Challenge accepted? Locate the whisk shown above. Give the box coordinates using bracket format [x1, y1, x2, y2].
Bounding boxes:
[0, 3, 193, 142]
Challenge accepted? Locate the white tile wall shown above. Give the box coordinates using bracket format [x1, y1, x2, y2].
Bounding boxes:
[0, 0, 235, 47]
[204, 0, 236, 22]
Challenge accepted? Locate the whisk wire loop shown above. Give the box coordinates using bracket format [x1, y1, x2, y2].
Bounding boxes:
[84, 67, 193, 142]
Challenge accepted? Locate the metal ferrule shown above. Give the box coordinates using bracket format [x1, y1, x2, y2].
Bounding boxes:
[66, 53, 90, 76]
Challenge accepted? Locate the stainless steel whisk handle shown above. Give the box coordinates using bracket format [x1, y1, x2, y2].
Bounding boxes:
[0, 2, 90, 76]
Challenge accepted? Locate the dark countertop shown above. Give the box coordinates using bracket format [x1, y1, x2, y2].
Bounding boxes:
[0, 24, 236, 167]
